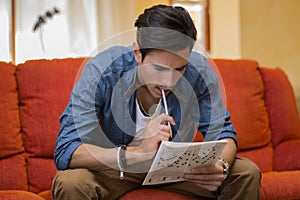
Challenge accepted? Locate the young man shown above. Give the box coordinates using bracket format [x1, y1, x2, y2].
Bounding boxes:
[52, 5, 261, 200]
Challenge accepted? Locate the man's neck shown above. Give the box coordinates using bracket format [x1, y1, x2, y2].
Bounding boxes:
[136, 86, 159, 117]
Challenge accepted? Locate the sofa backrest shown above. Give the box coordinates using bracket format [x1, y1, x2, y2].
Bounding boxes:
[213, 59, 272, 149]
[260, 68, 300, 171]
[16, 58, 86, 193]
[212, 59, 273, 172]
[1, 58, 299, 193]
[212, 59, 300, 172]
[0, 62, 27, 191]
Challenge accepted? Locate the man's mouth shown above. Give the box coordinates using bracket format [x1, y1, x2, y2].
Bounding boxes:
[158, 87, 171, 96]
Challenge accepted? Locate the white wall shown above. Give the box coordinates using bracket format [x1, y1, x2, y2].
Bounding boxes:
[209, 0, 300, 115]
[209, 0, 241, 59]
[240, 0, 300, 114]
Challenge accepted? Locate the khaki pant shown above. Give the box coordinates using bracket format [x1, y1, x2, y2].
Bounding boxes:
[52, 157, 261, 200]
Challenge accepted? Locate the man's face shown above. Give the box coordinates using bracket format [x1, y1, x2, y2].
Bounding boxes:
[136, 48, 190, 99]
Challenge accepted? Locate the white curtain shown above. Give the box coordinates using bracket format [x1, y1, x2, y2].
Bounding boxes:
[0, 0, 11, 62]
[15, 0, 98, 64]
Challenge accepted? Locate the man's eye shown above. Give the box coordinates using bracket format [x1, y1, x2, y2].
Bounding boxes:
[176, 68, 185, 71]
[154, 66, 167, 71]
[176, 66, 187, 71]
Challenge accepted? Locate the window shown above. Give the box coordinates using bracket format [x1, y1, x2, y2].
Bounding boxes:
[172, 0, 210, 52]
[1, 0, 98, 64]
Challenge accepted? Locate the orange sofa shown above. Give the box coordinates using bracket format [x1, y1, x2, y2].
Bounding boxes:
[0, 58, 300, 200]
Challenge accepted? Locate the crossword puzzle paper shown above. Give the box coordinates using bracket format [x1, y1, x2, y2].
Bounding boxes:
[142, 140, 227, 185]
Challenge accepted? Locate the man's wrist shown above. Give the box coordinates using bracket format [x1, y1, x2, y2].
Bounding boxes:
[126, 146, 156, 163]
[218, 158, 230, 180]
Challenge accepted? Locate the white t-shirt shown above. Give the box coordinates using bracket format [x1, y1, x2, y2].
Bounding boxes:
[129, 99, 162, 146]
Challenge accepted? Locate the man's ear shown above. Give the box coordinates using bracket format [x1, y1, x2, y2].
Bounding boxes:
[132, 42, 142, 63]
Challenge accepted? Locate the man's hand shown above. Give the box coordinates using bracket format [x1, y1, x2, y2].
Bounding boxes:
[138, 113, 175, 157]
[184, 161, 225, 191]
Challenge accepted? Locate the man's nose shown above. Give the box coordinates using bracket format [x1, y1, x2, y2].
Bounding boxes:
[161, 70, 175, 88]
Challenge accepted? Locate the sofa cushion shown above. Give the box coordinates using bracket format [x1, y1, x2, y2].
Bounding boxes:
[0, 62, 23, 158]
[212, 59, 271, 150]
[261, 171, 300, 200]
[16, 58, 86, 157]
[237, 144, 273, 172]
[38, 190, 52, 200]
[120, 188, 206, 200]
[0, 190, 45, 200]
[27, 158, 57, 193]
[0, 155, 28, 190]
[273, 139, 300, 171]
[259, 68, 300, 147]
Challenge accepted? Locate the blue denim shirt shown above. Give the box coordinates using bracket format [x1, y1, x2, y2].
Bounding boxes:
[54, 46, 237, 170]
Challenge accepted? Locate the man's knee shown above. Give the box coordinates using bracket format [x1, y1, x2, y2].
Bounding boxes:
[233, 157, 261, 183]
[219, 157, 261, 200]
[52, 169, 105, 199]
[53, 169, 89, 189]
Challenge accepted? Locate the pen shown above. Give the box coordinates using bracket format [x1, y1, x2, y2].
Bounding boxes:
[161, 89, 173, 138]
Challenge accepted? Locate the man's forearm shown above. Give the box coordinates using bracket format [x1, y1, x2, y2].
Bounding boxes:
[69, 144, 154, 171]
[220, 138, 237, 167]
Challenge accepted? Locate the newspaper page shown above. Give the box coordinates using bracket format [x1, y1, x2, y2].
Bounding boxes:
[142, 140, 228, 185]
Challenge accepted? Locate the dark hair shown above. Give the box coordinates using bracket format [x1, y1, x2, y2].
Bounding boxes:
[134, 4, 197, 61]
